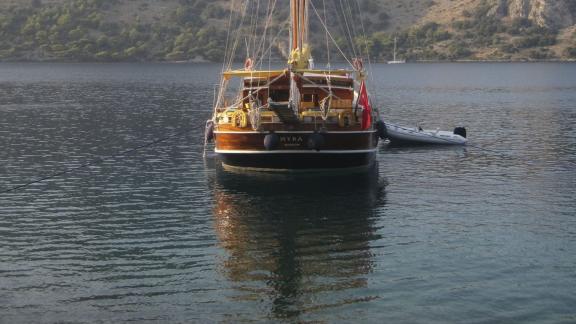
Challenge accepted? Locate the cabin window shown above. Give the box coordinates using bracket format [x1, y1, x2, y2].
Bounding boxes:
[303, 94, 313, 102]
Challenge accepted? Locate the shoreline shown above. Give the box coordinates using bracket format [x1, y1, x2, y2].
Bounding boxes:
[1, 59, 575, 64]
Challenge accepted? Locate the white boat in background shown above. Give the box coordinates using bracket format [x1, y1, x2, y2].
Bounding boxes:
[387, 37, 405, 64]
[385, 123, 467, 145]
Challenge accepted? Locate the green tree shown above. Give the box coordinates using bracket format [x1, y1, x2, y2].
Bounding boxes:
[57, 12, 71, 26]
[564, 47, 576, 59]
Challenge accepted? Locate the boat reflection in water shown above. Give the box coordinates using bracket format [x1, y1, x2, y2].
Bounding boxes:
[209, 165, 387, 320]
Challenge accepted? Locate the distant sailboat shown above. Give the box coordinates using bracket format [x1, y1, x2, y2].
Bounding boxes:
[387, 37, 405, 64]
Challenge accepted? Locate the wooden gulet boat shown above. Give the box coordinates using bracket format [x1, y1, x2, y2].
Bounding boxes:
[206, 0, 385, 171]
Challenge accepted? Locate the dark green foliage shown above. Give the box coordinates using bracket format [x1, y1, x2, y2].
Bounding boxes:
[472, 0, 492, 20]
[528, 48, 552, 60]
[564, 47, 576, 58]
[507, 18, 532, 35]
[0, 0, 571, 62]
[513, 34, 557, 49]
[438, 0, 561, 61]
[447, 42, 472, 60]
[0, 0, 229, 62]
[374, 12, 390, 30]
[451, 2, 506, 37]
[452, 20, 474, 30]
[499, 43, 518, 54]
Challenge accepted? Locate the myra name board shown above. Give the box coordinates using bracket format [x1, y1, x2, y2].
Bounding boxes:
[280, 136, 304, 147]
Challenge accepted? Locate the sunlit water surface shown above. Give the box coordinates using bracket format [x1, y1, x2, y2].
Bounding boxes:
[1, 63, 575, 323]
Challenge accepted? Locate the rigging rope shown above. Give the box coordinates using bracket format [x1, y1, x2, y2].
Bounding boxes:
[338, 0, 358, 60]
[216, 0, 250, 110]
[253, 0, 277, 70]
[225, 72, 287, 109]
[248, 94, 263, 130]
[353, 0, 379, 117]
[255, 21, 289, 67]
[221, 0, 236, 76]
[309, 1, 353, 67]
[323, 0, 330, 69]
[251, 0, 261, 60]
[344, 0, 361, 56]
[319, 94, 331, 121]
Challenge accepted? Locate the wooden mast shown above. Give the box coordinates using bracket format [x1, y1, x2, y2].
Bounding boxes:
[299, 0, 305, 54]
[291, 0, 299, 51]
[289, 0, 310, 70]
[290, 1, 308, 54]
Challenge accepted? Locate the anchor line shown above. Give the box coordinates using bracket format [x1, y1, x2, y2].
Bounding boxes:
[1, 128, 196, 194]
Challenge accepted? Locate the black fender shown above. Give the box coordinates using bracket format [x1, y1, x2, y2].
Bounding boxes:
[307, 132, 325, 151]
[263, 132, 280, 150]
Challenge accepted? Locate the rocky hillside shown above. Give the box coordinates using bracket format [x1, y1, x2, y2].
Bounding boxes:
[413, 0, 576, 60]
[0, 0, 574, 62]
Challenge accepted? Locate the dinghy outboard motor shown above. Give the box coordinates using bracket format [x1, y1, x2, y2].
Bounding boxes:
[453, 127, 467, 138]
[264, 132, 280, 150]
[375, 120, 388, 139]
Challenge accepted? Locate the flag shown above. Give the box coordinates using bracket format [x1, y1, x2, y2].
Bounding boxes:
[359, 81, 372, 130]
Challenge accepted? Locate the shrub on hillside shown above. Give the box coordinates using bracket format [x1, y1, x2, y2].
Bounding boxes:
[514, 34, 556, 48]
[447, 42, 471, 60]
[564, 47, 576, 58]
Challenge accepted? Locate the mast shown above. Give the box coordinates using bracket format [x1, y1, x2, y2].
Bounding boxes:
[393, 37, 397, 62]
[299, 0, 306, 54]
[291, 0, 299, 51]
[288, 0, 309, 115]
[289, 0, 309, 69]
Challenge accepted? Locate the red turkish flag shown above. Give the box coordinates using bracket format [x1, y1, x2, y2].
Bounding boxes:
[359, 81, 372, 130]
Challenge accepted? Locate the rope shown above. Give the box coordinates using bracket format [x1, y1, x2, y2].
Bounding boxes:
[215, 0, 249, 111]
[321, 70, 333, 121]
[344, 0, 361, 56]
[354, 0, 378, 114]
[224, 71, 287, 110]
[338, 0, 358, 59]
[253, 0, 276, 70]
[297, 73, 342, 99]
[226, 1, 249, 72]
[255, 21, 289, 67]
[251, 0, 261, 60]
[319, 95, 331, 121]
[309, 1, 354, 67]
[221, 0, 236, 76]
[0, 128, 195, 194]
[323, 0, 330, 69]
[248, 94, 262, 130]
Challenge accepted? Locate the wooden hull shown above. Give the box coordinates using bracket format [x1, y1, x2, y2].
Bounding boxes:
[219, 151, 376, 171]
[214, 130, 379, 171]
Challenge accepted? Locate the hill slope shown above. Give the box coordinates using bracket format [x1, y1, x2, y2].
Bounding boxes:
[0, 0, 574, 62]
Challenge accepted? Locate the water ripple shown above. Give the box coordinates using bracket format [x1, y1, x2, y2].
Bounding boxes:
[1, 63, 575, 323]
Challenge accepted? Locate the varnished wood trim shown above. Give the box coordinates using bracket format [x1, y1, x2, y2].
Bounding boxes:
[215, 149, 378, 154]
[214, 130, 377, 134]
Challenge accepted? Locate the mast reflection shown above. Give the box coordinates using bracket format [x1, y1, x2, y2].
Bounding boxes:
[210, 165, 386, 320]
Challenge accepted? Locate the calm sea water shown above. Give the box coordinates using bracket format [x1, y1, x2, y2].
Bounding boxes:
[0, 63, 575, 323]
